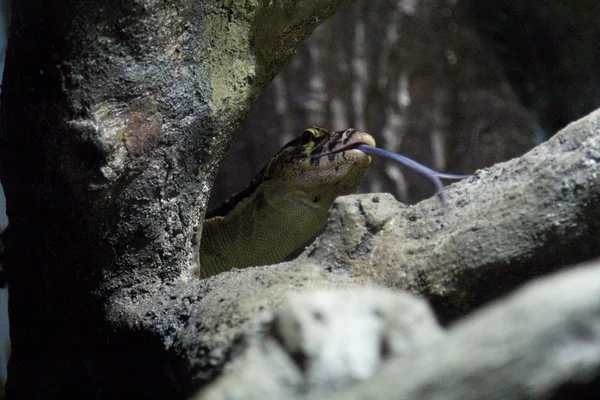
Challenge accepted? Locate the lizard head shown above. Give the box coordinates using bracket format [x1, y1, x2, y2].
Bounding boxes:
[264, 127, 376, 193]
[206, 127, 375, 219]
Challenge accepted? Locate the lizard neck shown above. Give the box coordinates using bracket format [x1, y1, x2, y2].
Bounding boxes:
[199, 179, 337, 277]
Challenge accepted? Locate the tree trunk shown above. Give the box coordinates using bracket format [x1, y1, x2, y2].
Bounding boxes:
[0, 1, 355, 398]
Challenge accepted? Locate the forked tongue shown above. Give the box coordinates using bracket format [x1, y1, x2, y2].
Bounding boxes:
[356, 144, 471, 206]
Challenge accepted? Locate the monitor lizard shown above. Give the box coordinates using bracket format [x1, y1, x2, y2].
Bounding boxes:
[199, 127, 375, 278]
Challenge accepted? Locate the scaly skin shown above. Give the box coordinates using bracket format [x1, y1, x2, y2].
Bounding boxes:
[199, 127, 375, 278]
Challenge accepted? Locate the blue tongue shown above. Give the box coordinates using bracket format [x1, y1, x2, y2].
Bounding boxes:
[356, 144, 471, 206]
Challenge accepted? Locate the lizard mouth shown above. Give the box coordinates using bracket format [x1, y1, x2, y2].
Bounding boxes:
[311, 141, 375, 159]
[313, 143, 365, 158]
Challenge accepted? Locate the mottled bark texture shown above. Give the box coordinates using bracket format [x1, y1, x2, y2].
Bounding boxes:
[304, 109, 600, 323]
[195, 260, 600, 400]
[0, 1, 355, 398]
[210, 0, 537, 208]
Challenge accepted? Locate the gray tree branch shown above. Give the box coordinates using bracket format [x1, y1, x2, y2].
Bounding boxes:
[0, 1, 355, 397]
[142, 107, 600, 393]
[304, 107, 600, 322]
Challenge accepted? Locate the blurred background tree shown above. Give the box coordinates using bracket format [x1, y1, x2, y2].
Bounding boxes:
[470, 0, 600, 135]
[209, 0, 600, 207]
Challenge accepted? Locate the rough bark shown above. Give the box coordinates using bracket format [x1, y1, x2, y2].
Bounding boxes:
[304, 108, 600, 323]
[0, 1, 355, 398]
[196, 259, 600, 400]
[326, 259, 600, 400]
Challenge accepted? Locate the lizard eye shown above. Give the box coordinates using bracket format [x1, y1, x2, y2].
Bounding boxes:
[299, 129, 314, 145]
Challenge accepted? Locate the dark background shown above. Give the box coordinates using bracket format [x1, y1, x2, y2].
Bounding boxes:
[209, 0, 600, 208]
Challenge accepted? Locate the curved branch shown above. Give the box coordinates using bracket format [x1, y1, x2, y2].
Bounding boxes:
[139, 108, 600, 389]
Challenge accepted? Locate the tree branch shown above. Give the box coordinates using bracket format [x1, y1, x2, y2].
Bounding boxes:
[0, 1, 356, 397]
[139, 108, 600, 389]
